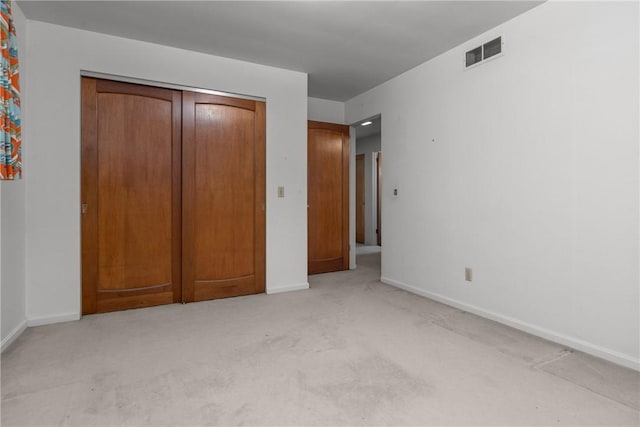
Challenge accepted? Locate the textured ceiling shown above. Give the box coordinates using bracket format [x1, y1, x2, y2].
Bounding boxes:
[18, 1, 543, 101]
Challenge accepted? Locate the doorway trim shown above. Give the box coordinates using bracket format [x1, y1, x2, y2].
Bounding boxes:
[376, 151, 382, 246]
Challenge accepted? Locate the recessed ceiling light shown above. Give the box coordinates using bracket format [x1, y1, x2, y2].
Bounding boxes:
[361, 121, 372, 126]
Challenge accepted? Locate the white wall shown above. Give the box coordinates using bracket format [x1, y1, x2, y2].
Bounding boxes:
[1, 2, 27, 350]
[356, 134, 381, 245]
[308, 97, 345, 124]
[346, 2, 639, 369]
[25, 21, 309, 323]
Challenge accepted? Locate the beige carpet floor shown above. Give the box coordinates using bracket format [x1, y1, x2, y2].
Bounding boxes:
[2, 253, 639, 426]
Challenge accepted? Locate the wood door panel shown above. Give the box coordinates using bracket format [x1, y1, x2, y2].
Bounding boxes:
[309, 129, 343, 259]
[183, 92, 266, 302]
[82, 77, 182, 314]
[355, 153, 365, 244]
[308, 121, 349, 275]
[81, 78, 99, 314]
[97, 93, 172, 291]
[194, 104, 255, 280]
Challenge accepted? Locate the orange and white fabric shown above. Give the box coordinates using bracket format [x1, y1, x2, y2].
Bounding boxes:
[0, 0, 21, 180]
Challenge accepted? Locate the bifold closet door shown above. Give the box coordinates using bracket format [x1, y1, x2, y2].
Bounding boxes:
[182, 92, 266, 302]
[81, 78, 182, 314]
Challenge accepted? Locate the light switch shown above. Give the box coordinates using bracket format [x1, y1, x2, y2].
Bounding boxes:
[465, 268, 473, 282]
[277, 186, 285, 198]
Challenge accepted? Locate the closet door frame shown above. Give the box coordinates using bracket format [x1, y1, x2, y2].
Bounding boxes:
[81, 76, 266, 314]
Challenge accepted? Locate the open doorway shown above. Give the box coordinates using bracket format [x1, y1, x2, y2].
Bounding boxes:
[353, 116, 381, 264]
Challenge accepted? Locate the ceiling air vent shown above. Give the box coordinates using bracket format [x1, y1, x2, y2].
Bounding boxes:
[465, 36, 503, 68]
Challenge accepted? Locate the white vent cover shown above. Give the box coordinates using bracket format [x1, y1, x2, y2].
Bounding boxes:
[465, 36, 503, 68]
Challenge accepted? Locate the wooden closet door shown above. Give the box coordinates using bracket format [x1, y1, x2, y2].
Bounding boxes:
[182, 92, 266, 302]
[307, 121, 350, 274]
[81, 78, 182, 314]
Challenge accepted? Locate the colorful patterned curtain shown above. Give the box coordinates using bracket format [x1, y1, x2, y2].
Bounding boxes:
[0, 0, 20, 180]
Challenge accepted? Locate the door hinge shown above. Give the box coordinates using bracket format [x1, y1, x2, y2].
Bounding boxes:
[81, 204, 88, 214]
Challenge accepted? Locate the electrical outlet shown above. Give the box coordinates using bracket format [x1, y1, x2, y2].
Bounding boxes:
[465, 268, 473, 282]
[277, 186, 285, 198]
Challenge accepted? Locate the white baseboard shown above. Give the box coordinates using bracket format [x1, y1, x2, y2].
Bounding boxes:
[1, 319, 27, 353]
[266, 282, 309, 294]
[27, 312, 80, 327]
[381, 276, 640, 371]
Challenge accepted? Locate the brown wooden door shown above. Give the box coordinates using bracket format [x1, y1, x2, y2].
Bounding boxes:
[182, 92, 266, 302]
[308, 121, 350, 274]
[81, 78, 182, 314]
[355, 153, 365, 243]
[377, 152, 382, 246]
